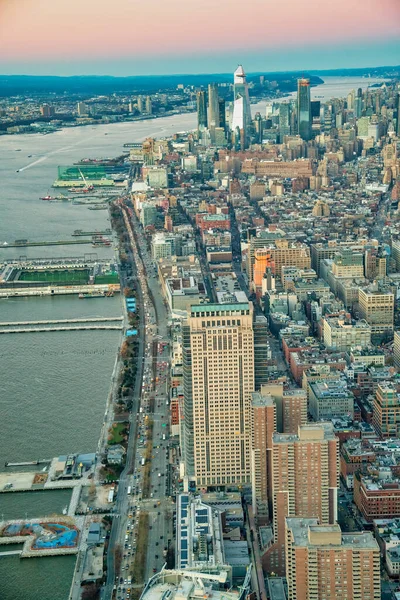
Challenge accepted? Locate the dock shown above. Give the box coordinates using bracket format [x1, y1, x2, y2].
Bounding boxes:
[0, 240, 92, 249]
[72, 230, 111, 236]
[0, 550, 22, 557]
[0, 283, 120, 299]
[0, 325, 122, 334]
[5, 459, 51, 468]
[0, 317, 123, 327]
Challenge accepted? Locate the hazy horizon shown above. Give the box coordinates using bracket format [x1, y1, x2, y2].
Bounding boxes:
[0, 0, 399, 77]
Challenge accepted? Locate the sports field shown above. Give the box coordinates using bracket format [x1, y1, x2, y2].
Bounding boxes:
[18, 269, 90, 284]
[94, 273, 119, 284]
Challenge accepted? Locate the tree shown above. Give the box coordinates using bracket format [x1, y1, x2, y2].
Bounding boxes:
[81, 584, 100, 600]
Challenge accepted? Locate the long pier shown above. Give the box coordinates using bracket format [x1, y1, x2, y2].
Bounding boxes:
[0, 317, 123, 327]
[0, 325, 122, 334]
[1, 240, 93, 249]
[5, 459, 51, 468]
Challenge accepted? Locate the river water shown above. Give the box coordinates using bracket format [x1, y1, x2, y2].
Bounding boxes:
[0, 75, 386, 599]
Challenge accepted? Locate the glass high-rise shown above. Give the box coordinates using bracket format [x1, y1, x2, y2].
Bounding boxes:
[297, 78, 311, 141]
[196, 90, 207, 130]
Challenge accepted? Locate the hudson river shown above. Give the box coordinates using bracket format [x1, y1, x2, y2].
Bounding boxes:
[0, 75, 386, 599]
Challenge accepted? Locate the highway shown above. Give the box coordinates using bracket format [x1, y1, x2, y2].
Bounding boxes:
[103, 198, 174, 600]
[128, 206, 174, 584]
[103, 202, 146, 600]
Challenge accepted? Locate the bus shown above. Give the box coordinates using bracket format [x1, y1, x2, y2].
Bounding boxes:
[127, 486, 132, 495]
[141, 458, 145, 466]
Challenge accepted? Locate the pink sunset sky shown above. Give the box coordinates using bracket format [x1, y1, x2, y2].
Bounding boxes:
[0, 0, 399, 75]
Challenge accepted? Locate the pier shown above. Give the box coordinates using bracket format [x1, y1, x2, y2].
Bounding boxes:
[0, 550, 22, 557]
[72, 230, 111, 236]
[0, 325, 123, 334]
[0, 240, 92, 249]
[0, 283, 120, 298]
[0, 317, 123, 327]
[5, 459, 51, 468]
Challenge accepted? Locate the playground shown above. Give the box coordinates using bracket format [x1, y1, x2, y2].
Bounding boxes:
[2, 521, 79, 550]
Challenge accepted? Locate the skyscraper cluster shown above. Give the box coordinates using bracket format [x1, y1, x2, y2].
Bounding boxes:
[196, 65, 251, 149]
[133, 69, 400, 599]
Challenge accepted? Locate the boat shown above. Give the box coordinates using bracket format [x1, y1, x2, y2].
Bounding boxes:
[62, 506, 68, 515]
[88, 204, 108, 210]
[78, 291, 106, 299]
[40, 195, 56, 201]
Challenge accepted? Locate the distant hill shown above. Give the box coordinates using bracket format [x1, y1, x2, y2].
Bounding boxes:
[0, 64, 397, 97]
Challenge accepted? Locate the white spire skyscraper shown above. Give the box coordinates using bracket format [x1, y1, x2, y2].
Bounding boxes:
[231, 65, 252, 148]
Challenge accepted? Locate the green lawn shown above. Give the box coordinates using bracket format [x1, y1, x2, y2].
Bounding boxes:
[108, 422, 127, 445]
[18, 269, 90, 284]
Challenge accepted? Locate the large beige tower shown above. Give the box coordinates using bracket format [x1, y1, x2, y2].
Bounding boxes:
[182, 303, 254, 488]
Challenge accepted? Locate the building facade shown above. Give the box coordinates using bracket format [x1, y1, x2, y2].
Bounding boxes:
[263, 424, 339, 575]
[285, 518, 380, 600]
[182, 303, 254, 488]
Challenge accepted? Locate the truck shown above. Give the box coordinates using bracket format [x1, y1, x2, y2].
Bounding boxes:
[141, 458, 145, 466]
[127, 486, 132, 495]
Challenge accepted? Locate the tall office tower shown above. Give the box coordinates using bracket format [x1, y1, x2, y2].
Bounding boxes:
[285, 519, 381, 600]
[357, 87, 362, 97]
[77, 101, 89, 116]
[218, 98, 226, 129]
[347, 89, 355, 110]
[197, 90, 208, 130]
[254, 112, 263, 143]
[354, 96, 362, 118]
[40, 104, 55, 117]
[182, 303, 255, 488]
[207, 83, 220, 132]
[396, 85, 400, 137]
[253, 314, 270, 389]
[264, 423, 339, 575]
[231, 65, 252, 148]
[145, 96, 152, 114]
[137, 96, 144, 113]
[251, 392, 276, 520]
[279, 103, 291, 142]
[297, 78, 311, 141]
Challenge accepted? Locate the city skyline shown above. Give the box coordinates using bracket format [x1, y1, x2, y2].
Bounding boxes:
[0, 0, 399, 76]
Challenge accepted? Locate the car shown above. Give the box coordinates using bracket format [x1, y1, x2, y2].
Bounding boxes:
[155, 542, 159, 546]
[155, 554, 159, 559]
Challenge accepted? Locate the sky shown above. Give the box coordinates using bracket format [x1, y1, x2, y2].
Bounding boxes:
[0, 0, 399, 76]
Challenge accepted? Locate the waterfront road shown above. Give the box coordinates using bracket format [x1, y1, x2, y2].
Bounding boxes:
[104, 198, 173, 599]
[103, 205, 146, 600]
[128, 206, 174, 582]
